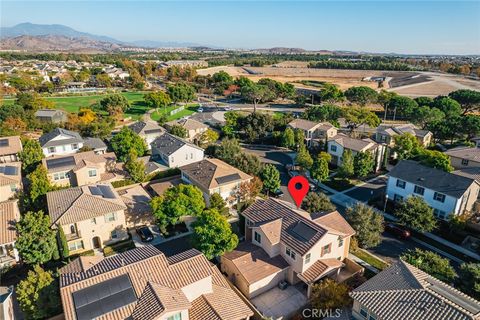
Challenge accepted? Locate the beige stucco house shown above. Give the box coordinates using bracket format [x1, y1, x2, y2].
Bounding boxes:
[0, 200, 20, 268]
[180, 158, 252, 207]
[375, 123, 432, 147]
[47, 182, 128, 254]
[0, 162, 22, 202]
[287, 119, 337, 147]
[0, 136, 22, 163]
[221, 198, 359, 299]
[128, 121, 165, 150]
[165, 118, 209, 142]
[445, 147, 480, 169]
[42, 151, 118, 187]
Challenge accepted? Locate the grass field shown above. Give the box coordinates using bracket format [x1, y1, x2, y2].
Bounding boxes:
[150, 104, 199, 122]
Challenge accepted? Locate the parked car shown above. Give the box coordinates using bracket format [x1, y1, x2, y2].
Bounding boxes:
[223, 106, 233, 111]
[136, 225, 154, 242]
[272, 189, 284, 198]
[288, 170, 300, 178]
[309, 183, 317, 191]
[384, 222, 410, 239]
[197, 107, 204, 113]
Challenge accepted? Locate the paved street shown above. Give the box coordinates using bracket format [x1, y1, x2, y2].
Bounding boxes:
[344, 176, 388, 202]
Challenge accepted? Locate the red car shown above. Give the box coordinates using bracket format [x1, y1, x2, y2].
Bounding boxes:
[384, 223, 411, 239]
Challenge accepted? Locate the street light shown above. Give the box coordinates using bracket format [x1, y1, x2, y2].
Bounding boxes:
[383, 194, 389, 212]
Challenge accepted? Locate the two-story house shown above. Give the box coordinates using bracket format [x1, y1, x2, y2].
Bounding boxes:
[0, 136, 22, 163]
[151, 132, 204, 168]
[387, 160, 480, 219]
[375, 123, 433, 147]
[328, 133, 385, 171]
[47, 182, 128, 254]
[221, 198, 357, 299]
[0, 200, 20, 268]
[39, 128, 107, 157]
[181, 158, 252, 207]
[287, 119, 337, 147]
[35, 109, 68, 124]
[59, 246, 254, 320]
[165, 118, 209, 142]
[128, 121, 165, 150]
[350, 260, 480, 320]
[445, 147, 480, 169]
[42, 151, 118, 187]
[0, 162, 22, 202]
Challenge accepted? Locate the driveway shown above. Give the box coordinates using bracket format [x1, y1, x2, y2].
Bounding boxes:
[130, 225, 164, 247]
[344, 176, 387, 202]
[251, 286, 307, 320]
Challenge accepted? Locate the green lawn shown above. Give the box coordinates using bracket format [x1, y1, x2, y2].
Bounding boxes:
[150, 104, 199, 122]
[323, 177, 362, 192]
[351, 248, 389, 271]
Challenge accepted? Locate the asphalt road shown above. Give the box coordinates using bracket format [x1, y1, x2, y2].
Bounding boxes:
[345, 176, 388, 202]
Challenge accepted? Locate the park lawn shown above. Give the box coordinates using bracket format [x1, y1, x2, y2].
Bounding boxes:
[150, 104, 199, 122]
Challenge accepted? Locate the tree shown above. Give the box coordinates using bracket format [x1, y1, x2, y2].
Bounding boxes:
[27, 164, 51, 210]
[241, 112, 274, 142]
[192, 209, 238, 259]
[281, 127, 296, 149]
[125, 150, 146, 183]
[198, 129, 219, 147]
[456, 263, 480, 299]
[238, 177, 263, 207]
[414, 96, 434, 107]
[387, 96, 418, 120]
[240, 83, 275, 112]
[401, 249, 457, 283]
[167, 82, 196, 103]
[432, 96, 462, 117]
[416, 149, 453, 172]
[296, 144, 313, 169]
[318, 83, 344, 103]
[95, 73, 112, 87]
[98, 94, 130, 120]
[342, 107, 380, 133]
[310, 278, 351, 310]
[395, 196, 437, 232]
[413, 106, 445, 129]
[393, 133, 421, 160]
[209, 193, 229, 216]
[0, 117, 26, 135]
[144, 91, 171, 113]
[338, 149, 354, 178]
[232, 152, 263, 176]
[110, 127, 147, 161]
[303, 104, 342, 123]
[16, 265, 61, 319]
[16, 211, 58, 265]
[18, 139, 44, 174]
[311, 152, 330, 182]
[150, 184, 205, 232]
[449, 89, 480, 114]
[57, 227, 69, 259]
[215, 138, 242, 163]
[169, 124, 188, 138]
[16, 92, 55, 111]
[378, 90, 397, 119]
[222, 111, 241, 137]
[344, 86, 378, 106]
[302, 192, 335, 213]
[353, 151, 374, 178]
[346, 203, 384, 248]
[261, 164, 281, 195]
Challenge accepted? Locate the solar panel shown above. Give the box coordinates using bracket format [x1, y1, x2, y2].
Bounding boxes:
[98, 185, 116, 199]
[215, 173, 241, 185]
[88, 186, 103, 196]
[46, 156, 76, 169]
[0, 139, 8, 147]
[425, 278, 480, 314]
[4, 166, 18, 176]
[290, 221, 317, 242]
[72, 274, 137, 320]
[0, 167, 4, 174]
[145, 129, 163, 134]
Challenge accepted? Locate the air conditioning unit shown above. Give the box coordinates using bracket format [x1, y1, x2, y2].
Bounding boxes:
[278, 280, 288, 290]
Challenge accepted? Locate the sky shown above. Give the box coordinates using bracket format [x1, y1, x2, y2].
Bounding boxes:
[1, 1, 480, 55]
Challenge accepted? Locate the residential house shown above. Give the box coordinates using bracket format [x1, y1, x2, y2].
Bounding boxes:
[47, 183, 128, 253]
[151, 132, 204, 168]
[35, 109, 68, 123]
[387, 160, 480, 219]
[0, 136, 22, 163]
[0, 162, 21, 202]
[350, 260, 480, 320]
[59, 246, 254, 320]
[375, 123, 433, 147]
[128, 121, 165, 150]
[0, 286, 14, 320]
[221, 198, 358, 299]
[165, 118, 209, 142]
[328, 133, 385, 171]
[445, 147, 480, 169]
[42, 151, 118, 187]
[181, 158, 252, 207]
[287, 119, 337, 147]
[0, 200, 20, 267]
[39, 128, 107, 157]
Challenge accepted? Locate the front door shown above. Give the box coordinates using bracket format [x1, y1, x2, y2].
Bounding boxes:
[92, 236, 101, 249]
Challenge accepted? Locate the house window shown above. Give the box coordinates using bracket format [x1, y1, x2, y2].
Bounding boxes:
[433, 192, 446, 203]
[111, 230, 119, 239]
[305, 253, 311, 264]
[91, 218, 96, 225]
[285, 247, 296, 260]
[167, 313, 182, 320]
[330, 145, 337, 152]
[360, 307, 368, 318]
[254, 231, 261, 243]
[338, 237, 344, 247]
[462, 159, 469, 166]
[190, 153, 193, 159]
[171, 156, 174, 163]
[414, 185, 425, 196]
[394, 194, 403, 202]
[185, 153, 188, 160]
[72, 143, 78, 150]
[68, 240, 84, 251]
[70, 224, 76, 234]
[48, 147, 55, 153]
[396, 179, 406, 189]
[53, 172, 69, 181]
[104, 212, 117, 222]
[10, 184, 16, 192]
[88, 169, 97, 177]
[321, 244, 331, 256]
[433, 209, 447, 219]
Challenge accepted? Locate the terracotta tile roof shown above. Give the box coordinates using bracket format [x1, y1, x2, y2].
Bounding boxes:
[0, 136, 22, 156]
[351, 261, 480, 320]
[288, 119, 321, 131]
[0, 200, 19, 244]
[313, 210, 356, 238]
[149, 178, 183, 196]
[42, 151, 116, 174]
[47, 182, 127, 226]
[168, 118, 208, 131]
[330, 133, 378, 152]
[60, 246, 253, 320]
[181, 158, 252, 191]
[0, 162, 21, 186]
[222, 242, 289, 285]
[258, 218, 282, 244]
[299, 258, 343, 284]
[445, 147, 480, 162]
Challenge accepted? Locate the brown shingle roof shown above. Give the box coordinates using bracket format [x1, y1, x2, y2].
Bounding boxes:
[0, 136, 22, 156]
[0, 200, 19, 244]
[445, 147, 480, 163]
[313, 210, 356, 238]
[330, 133, 378, 152]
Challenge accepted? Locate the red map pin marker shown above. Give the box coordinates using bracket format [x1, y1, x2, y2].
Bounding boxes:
[288, 176, 310, 208]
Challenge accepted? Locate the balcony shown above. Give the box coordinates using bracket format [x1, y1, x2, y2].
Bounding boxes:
[66, 230, 82, 241]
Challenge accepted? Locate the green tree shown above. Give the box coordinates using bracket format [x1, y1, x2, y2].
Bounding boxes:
[232, 152, 262, 176]
[215, 138, 242, 163]
[310, 278, 351, 310]
[27, 164, 51, 210]
[302, 192, 335, 213]
[416, 149, 453, 172]
[353, 151, 375, 178]
[16, 92, 55, 111]
[150, 184, 205, 232]
[303, 104, 342, 123]
[192, 209, 238, 259]
[311, 152, 330, 182]
[110, 127, 147, 161]
[456, 263, 480, 299]
[449, 89, 480, 114]
[209, 193, 229, 216]
[18, 139, 44, 174]
[395, 196, 437, 232]
[387, 95, 418, 120]
[198, 128, 219, 147]
[344, 86, 378, 106]
[143, 91, 171, 112]
[294, 129, 305, 149]
[318, 83, 344, 103]
[222, 111, 241, 138]
[16, 211, 58, 265]
[432, 96, 462, 117]
[125, 150, 146, 183]
[169, 124, 188, 138]
[296, 144, 313, 169]
[240, 83, 275, 112]
[241, 112, 274, 143]
[261, 164, 281, 195]
[238, 177, 263, 207]
[346, 203, 384, 248]
[57, 227, 69, 259]
[16, 265, 61, 319]
[98, 94, 130, 120]
[167, 82, 196, 103]
[413, 106, 445, 129]
[343, 106, 380, 133]
[401, 249, 457, 283]
[393, 133, 421, 160]
[338, 149, 355, 178]
[281, 127, 296, 149]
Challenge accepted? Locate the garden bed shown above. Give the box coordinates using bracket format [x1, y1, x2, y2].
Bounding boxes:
[103, 239, 136, 257]
[323, 177, 361, 192]
[351, 248, 389, 271]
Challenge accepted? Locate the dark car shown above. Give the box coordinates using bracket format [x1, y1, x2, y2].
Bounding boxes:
[136, 226, 154, 242]
[272, 189, 284, 198]
[384, 223, 411, 239]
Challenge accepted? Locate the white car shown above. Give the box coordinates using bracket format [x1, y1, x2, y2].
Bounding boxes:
[224, 106, 233, 111]
[197, 107, 204, 113]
